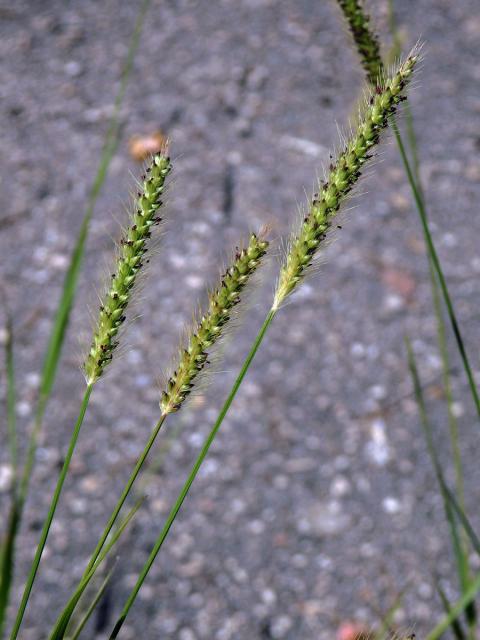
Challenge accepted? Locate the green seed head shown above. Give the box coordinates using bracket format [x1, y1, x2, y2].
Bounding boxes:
[84, 153, 172, 384]
[272, 54, 417, 309]
[337, 0, 384, 85]
[160, 233, 269, 415]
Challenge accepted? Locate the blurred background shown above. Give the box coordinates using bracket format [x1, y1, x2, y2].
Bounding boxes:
[1, 0, 480, 638]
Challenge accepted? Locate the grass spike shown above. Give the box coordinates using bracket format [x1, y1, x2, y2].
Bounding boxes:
[160, 232, 269, 415]
[84, 152, 171, 384]
[273, 53, 418, 308]
[337, 0, 384, 85]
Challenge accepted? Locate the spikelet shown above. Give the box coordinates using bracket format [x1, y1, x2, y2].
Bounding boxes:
[337, 0, 384, 85]
[272, 54, 418, 309]
[160, 233, 269, 415]
[84, 153, 172, 384]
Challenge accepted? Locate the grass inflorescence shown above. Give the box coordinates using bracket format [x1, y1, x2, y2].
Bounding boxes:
[337, 0, 384, 84]
[273, 53, 417, 309]
[84, 152, 171, 384]
[9, 3, 480, 637]
[161, 232, 269, 415]
[106, 55, 420, 638]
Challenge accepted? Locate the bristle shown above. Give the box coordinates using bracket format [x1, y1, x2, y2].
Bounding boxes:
[337, 0, 384, 85]
[84, 153, 172, 384]
[272, 55, 418, 309]
[160, 232, 269, 415]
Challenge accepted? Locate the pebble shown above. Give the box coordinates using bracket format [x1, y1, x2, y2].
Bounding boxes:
[302, 501, 352, 537]
[382, 496, 401, 514]
[2, 1, 478, 638]
[64, 60, 83, 77]
[0, 465, 13, 492]
[270, 615, 293, 638]
[364, 419, 391, 467]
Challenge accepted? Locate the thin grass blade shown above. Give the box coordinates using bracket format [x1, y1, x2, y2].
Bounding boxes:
[435, 577, 467, 640]
[67, 564, 116, 640]
[406, 339, 476, 628]
[443, 484, 480, 558]
[426, 573, 480, 640]
[0, 505, 19, 639]
[3, 312, 17, 474]
[0, 310, 19, 637]
[10, 385, 93, 640]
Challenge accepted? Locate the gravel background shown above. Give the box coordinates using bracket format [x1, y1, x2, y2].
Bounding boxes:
[1, 0, 480, 638]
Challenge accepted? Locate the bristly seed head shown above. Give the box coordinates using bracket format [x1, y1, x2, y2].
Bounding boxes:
[160, 233, 269, 415]
[337, 0, 384, 85]
[272, 54, 418, 309]
[84, 153, 172, 384]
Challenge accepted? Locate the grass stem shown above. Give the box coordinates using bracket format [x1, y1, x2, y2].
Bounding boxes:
[108, 310, 276, 638]
[84, 414, 167, 575]
[9, 384, 93, 640]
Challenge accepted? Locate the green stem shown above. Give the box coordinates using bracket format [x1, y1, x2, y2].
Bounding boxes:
[109, 309, 276, 638]
[83, 414, 167, 575]
[403, 102, 422, 196]
[19, 396, 47, 511]
[47, 499, 143, 640]
[9, 384, 93, 640]
[49, 416, 167, 632]
[391, 118, 480, 422]
[430, 263, 465, 507]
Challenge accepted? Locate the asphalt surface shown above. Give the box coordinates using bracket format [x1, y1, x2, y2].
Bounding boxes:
[1, 0, 480, 638]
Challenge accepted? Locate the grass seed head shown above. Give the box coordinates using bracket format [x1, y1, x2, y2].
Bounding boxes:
[160, 232, 269, 415]
[337, 0, 384, 85]
[84, 153, 172, 384]
[272, 54, 418, 309]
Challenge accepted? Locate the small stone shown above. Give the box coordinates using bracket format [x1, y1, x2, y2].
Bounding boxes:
[382, 496, 401, 514]
[128, 130, 167, 162]
[64, 60, 83, 77]
[261, 589, 277, 605]
[49, 253, 69, 269]
[270, 615, 293, 638]
[383, 293, 404, 312]
[365, 419, 390, 467]
[330, 475, 351, 497]
[0, 465, 13, 492]
[185, 274, 203, 289]
[303, 501, 351, 537]
[17, 400, 32, 418]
